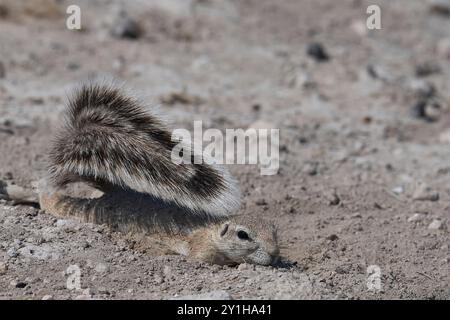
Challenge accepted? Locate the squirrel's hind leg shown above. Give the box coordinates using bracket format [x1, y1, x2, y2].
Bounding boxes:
[0, 180, 39, 205]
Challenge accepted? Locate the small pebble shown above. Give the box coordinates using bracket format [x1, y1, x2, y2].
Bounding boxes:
[14, 281, 27, 288]
[325, 190, 340, 206]
[415, 61, 441, 77]
[255, 198, 268, 206]
[111, 11, 141, 39]
[306, 42, 329, 62]
[412, 183, 439, 201]
[408, 213, 426, 222]
[412, 97, 442, 122]
[407, 79, 435, 98]
[428, 219, 443, 230]
[237, 263, 252, 271]
[303, 162, 318, 176]
[429, 0, 450, 15]
[326, 234, 339, 241]
[7, 247, 18, 258]
[392, 186, 404, 194]
[366, 64, 393, 82]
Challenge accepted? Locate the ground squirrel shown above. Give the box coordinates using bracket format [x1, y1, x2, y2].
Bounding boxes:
[1, 83, 280, 266]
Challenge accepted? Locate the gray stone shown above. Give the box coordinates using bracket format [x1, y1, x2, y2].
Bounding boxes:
[111, 11, 142, 39]
[412, 183, 439, 201]
[408, 213, 426, 222]
[428, 219, 444, 230]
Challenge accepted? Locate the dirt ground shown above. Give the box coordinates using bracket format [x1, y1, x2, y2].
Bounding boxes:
[0, 0, 449, 300]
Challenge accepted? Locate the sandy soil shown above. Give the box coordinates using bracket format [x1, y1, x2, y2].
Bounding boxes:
[0, 0, 449, 299]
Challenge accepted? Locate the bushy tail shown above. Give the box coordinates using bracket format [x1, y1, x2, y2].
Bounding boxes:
[47, 83, 240, 217]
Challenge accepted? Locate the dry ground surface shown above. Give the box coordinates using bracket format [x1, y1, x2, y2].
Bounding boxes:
[0, 0, 449, 299]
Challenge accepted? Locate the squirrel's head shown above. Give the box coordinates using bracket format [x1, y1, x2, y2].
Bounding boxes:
[210, 216, 280, 266]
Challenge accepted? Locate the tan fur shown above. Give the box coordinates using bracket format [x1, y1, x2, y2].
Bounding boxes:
[1, 172, 279, 266]
[36, 188, 279, 266]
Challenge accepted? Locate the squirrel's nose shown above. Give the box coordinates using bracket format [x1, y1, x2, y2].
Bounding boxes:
[269, 247, 280, 265]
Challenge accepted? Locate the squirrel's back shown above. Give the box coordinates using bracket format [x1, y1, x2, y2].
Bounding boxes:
[47, 84, 240, 217]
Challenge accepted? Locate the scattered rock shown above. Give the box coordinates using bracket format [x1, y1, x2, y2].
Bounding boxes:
[367, 64, 393, 82]
[111, 11, 142, 39]
[408, 213, 427, 222]
[172, 290, 232, 300]
[326, 234, 339, 241]
[407, 79, 436, 99]
[325, 190, 340, 206]
[429, 0, 450, 16]
[350, 212, 362, 219]
[7, 247, 18, 258]
[237, 263, 252, 271]
[252, 103, 261, 112]
[14, 281, 27, 289]
[428, 219, 444, 230]
[4, 172, 13, 180]
[97, 287, 110, 295]
[154, 274, 164, 284]
[255, 198, 268, 206]
[412, 183, 439, 201]
[373, 202, 383, 210]
[391, 186, 404, 195]
[415, 61, 441, 77]
[67, 62, 80, 70]
[55, 219, 78, 229]
[160, 90, 204, 105]
[0, 261, 7, 275]
[306, 42, 329, 62]
[411, 99, 441, 122]
[303, 162, 318, 176]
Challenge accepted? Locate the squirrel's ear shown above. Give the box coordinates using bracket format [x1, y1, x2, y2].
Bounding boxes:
[219, 223, 229, 237]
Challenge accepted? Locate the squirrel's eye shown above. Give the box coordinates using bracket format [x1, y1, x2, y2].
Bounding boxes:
[237, 230, 249, 240]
